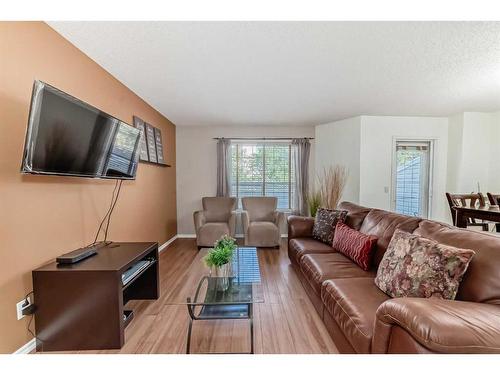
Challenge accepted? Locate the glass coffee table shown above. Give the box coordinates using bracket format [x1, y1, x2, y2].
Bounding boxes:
[164, 247, 264, 354]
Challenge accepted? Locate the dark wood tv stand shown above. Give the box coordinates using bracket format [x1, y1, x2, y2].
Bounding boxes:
[32, 242, 159, 352]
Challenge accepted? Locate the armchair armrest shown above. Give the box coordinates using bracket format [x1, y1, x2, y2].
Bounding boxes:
[241, 210, 250, 235]
[228, 211, 237, 237]
[273, 211, 285, 228]
[372, 297, 500, 353]
[287, 215, 315, 240]
[193, 210, 206, 233]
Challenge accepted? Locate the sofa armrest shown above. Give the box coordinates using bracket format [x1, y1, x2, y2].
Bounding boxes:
[372, 297, 500, 353]
[287, 215, 315, 240]
[193, 210, 206, 233]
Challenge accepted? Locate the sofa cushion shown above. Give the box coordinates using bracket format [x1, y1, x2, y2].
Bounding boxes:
[288, 238, 335, 265]
[359, 209, 421, 266]
[332, 222, 378, 271]
[375, 229, 475, 299]
[321, 278, 390, 353]
[338, 202, 372, 230]
[414, 220, 500, 304]
[312, 208, 348, 245]
[300, 252, 375, 295]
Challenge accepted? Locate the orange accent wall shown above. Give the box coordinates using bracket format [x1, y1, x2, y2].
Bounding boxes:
[0, 22, 177, 353]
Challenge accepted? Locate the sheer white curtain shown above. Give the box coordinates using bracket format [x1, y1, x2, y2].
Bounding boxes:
[292, 138, 311, 216]
[216, 138, 232, 197]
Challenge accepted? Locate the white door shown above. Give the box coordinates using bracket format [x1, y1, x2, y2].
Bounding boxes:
[392, 140, 432, 218]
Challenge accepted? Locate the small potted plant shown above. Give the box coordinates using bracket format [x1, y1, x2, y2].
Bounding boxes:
[307, 190, 322, 217]
[204, 235, 237, 290]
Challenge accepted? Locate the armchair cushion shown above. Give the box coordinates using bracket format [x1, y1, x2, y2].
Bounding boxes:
[245, 221, 280, 247]
[373, 298, 500, 353]
[197, 222, 231, 247]
[194, 197, 237, 247]
[202, 197, 237, 222]
[241, 196, 277, 222]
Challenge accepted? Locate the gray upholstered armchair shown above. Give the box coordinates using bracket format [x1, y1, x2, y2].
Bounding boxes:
[241, 197, 283, 248]
[193, 197, 237, 249]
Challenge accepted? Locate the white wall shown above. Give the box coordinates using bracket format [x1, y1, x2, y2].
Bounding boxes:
[314, 117, 361, 203]
[490, 112, 500, 193]
[446, 113, 464, 193]
[176, 125, 315, 235]
[359, 116, 449, 222]
[313, 115, 450, 222]
[459, 112, 495, 193]
[446, 111, 500, 196]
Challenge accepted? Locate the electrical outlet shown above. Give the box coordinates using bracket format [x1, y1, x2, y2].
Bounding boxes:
[16, 297, 30, 320]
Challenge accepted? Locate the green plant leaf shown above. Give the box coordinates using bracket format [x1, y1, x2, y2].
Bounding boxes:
[204, 235, 237, 268]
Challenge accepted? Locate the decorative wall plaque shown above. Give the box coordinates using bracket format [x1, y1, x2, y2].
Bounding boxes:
[154, 127, 165, 164]
[132, 116, 149, 161]
[144, 122, 158, 163]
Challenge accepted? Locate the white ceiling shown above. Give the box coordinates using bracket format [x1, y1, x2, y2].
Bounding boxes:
[48, 21, 500, 127]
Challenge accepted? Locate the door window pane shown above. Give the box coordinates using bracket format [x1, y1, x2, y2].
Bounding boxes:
[394, 141, 431, 218]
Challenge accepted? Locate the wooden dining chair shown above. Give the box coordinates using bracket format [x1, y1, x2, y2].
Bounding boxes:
[487, 192, 500, 206]
[446, 192, 489, 231]
[487, 193, 500, 232]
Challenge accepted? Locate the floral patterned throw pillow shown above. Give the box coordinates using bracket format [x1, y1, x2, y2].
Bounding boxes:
[374, 229, 475, 299]
[312, 208, 348, 245]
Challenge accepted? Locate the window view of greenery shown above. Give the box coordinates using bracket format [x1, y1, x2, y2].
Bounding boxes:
[230, 143, 294, 209]
[395, 144, 429, 217]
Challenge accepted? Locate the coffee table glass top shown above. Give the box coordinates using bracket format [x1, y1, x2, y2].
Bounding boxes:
[163, 247, 264, 305]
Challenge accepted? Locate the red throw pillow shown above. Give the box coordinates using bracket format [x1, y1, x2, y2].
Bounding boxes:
[332, 222, 377, 271]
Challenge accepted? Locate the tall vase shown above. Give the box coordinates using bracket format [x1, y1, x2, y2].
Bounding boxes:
[212, 262, 232, 291]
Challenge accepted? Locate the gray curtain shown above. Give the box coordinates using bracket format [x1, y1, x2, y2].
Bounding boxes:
[292, 138, 311, 216]
[216, 138, 232, 197]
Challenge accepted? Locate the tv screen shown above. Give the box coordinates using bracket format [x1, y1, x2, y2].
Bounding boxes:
[21, 81, 141, 179]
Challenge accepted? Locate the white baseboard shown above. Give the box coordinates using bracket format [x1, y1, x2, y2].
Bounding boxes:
[177, 234, 197, 239]
[158, 235, 178, 252]
[13, 338, 36, 354]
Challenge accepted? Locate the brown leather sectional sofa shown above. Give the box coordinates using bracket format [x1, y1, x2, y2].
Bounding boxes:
[287, 201, 500, 353]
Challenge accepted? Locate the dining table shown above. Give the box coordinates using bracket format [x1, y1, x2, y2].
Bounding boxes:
[453, 205, 500, 230]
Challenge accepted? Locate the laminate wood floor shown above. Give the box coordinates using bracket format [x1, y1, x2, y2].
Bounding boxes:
[70, 238, 338, 354]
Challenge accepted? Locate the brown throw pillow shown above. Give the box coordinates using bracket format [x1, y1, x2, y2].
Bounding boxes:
[375, 229, 475, 299]
[312, 208, 347, 245]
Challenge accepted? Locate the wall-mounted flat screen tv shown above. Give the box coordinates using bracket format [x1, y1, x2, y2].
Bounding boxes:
[21, 81, 141, 179]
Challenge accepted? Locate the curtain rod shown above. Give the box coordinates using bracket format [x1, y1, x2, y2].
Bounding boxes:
[212, 137, 314, 140]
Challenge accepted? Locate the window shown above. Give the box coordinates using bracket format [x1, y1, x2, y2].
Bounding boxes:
[392, 140, 432, 218]
[230, 142, 295, 210]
